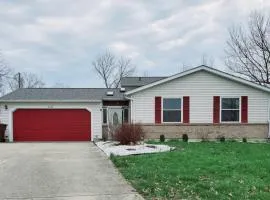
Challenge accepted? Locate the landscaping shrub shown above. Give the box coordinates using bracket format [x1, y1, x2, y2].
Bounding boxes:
[219, 136, 225, 142]
[243, 137, 247, 143]
[114, 123, 144, 145]
[160, 134, 165, 142]
[182, 134, 188, 142]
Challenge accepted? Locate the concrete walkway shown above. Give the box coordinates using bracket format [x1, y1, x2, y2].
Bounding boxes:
[0, 142, 143, 200]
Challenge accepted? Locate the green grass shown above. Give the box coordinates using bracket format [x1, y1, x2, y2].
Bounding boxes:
[111, 141, 270, 200]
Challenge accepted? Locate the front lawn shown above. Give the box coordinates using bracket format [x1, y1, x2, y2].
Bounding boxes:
[111, 141, 270, 200]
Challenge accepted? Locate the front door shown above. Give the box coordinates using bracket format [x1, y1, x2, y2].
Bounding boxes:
[108, 108, 122, 136]
[109, 108, 122, 126]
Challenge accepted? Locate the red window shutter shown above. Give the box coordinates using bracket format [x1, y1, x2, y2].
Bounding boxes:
[183, 96, 190, 123]
[241, 96, 248, 123]
[213, 96, 220, 123]
[155, 96, 162, 124]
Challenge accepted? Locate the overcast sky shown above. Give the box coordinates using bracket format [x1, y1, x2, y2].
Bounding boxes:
[0, 0, 269, 87]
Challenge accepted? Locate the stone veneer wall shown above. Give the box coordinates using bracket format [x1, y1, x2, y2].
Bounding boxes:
[141, 124, 269, 139]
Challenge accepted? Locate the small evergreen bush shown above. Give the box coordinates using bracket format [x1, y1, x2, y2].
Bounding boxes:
[182, 134, 189, 142]
[160, 134, 165, 142]
[242, 137, 247, 143]
[220, 136, 225, 142]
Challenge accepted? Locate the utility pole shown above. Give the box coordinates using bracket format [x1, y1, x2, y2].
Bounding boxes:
[18, 72, 21, 88]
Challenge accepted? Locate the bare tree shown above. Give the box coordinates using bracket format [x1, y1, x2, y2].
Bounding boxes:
[0, 51, 45, 94]
[92, 51, 136, 88]
[113, 57, 135, 87]
[201, 54, 215, 67]
[0, 52, 12, 95]
[0, 53, 10, 78]
[8, 72, 45, 91]
[52, 82, 70, 88]
[178, 62, 192, 73]
[225, 11, 270, 85]
[177, 54, 215, 73]
[143, 71, 149, 77]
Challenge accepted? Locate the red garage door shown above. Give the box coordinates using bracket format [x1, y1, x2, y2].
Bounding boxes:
[13, 109, 91, 141]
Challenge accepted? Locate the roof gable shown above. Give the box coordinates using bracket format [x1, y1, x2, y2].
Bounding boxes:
[125, 65, 270, 95]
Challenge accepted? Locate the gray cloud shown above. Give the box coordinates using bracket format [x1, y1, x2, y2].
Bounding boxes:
[0, 0, 269, 87]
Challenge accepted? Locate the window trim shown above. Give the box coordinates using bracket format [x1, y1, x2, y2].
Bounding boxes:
[162, 97, 183, 123]
[220, 96, 241, 123]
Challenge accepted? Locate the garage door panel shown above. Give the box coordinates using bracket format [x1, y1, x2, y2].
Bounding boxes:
[13, 109, 91, 141]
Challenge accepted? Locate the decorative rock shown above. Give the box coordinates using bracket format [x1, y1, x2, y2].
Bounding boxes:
[95, 141, 175, 156]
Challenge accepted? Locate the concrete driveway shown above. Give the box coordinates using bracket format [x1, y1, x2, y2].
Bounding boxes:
[0, 143, 143, 200]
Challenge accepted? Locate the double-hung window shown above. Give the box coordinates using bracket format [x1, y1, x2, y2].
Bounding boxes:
[163, 98, 181, 122]
[221, 98, 240, 122]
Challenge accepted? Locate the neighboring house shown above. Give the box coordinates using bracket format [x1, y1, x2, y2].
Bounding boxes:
[0, 65, 270, 142]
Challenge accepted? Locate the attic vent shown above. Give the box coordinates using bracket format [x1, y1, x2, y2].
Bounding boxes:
[106, 91, 114, 96]
[120, 87, 126, 92]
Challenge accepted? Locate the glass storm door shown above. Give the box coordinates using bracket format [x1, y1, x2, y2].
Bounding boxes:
[108, 108, 123, 129]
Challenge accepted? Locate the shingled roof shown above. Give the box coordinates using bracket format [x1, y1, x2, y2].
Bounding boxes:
[121, 77, 167, 87]
[0, 88, 126, 102]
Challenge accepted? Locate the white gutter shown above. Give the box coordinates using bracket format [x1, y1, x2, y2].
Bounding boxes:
[0, 100, 102, 103]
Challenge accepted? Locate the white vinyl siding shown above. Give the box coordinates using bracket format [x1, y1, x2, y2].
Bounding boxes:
[0, 107, 9, 124]
[0, 102, 102, 142]
[130, 70, 270, 124]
